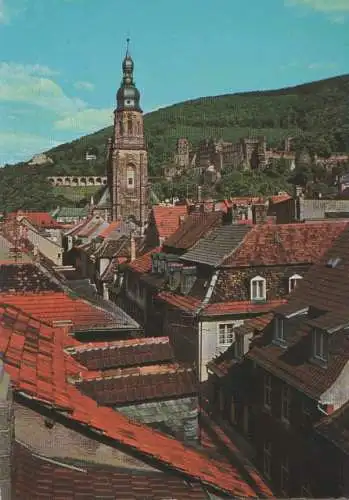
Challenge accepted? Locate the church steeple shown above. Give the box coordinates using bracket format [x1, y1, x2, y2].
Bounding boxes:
[116, 38, 142, 112]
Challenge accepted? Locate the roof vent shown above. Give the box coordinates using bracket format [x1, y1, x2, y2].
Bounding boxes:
[326, 257, 341, 268]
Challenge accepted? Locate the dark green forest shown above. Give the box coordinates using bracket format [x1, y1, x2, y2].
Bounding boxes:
[1, 73, 349, 212]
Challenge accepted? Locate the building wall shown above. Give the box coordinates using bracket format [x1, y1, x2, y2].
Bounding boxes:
[200, 319, 244, 382]
[212, 264, 310, 303]
[117, 396, 198, 443]
[24, 224, 63, 265]
[0, 364, 14, 500]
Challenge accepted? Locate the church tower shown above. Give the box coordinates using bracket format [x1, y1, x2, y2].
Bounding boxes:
[108, 39, 148, 229]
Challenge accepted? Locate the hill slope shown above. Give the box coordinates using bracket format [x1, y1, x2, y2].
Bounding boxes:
[1, 73, 349, 212]
[47, 73, 349, 174]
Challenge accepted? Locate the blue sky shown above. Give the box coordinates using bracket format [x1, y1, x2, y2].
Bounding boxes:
[0, 0, 348, 165]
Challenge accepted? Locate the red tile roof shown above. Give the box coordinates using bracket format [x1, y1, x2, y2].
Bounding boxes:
[157, 291, 201, 312]
[157, 292, 286, 316]
[98, 220, 121, 239]
[203, 299, 287, 316]
[164, 212, 222, 251]
[12, 211, 62, 229]
[13, 441, 209, 500]
[77, 364, 197, 405]
[152, 205, 188, 238]
[0, 292, 122, 331]
[70, 336, 174, 371]
[0, 302, 269, 497]
[222, 221, 348, 267]
[270, 193, 292, 204]
[128, 246, 161, 273]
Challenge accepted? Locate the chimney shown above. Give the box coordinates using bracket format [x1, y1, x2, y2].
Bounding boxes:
[197, 185, 202, 203]
[0, 359, 13, 500]
[252, 203, 268, 225]
[130, 232, 136, 262]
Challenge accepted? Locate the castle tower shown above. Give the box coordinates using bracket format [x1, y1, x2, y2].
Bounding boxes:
[108, 39, 148, 228]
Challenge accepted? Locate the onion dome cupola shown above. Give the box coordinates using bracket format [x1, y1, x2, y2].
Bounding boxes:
[116, 38, 142, 113]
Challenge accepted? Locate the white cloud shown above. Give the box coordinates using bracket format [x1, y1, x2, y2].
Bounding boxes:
[286, 0, 349, 12]
[0, 132, 60, 165]
[54, 108, 113, 133]
[0, 62, 86, 114]
[74, 80, 95, 91]
[0, 0, 7, 22]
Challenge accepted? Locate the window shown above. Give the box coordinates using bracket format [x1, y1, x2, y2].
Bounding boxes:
[274, 316, 285, 345]
[218, 323, 234, 345]
[235, 334, 244, 359]
[127, 116, 133, 135]
[127, 168, 135, 188]
[250, 276, 266, 301]
[119, 120, 124, 136]
[313, 329, 327, 362]
[264, 374, 272, 410]
[280, 455, 289, 494]
[263, 440, 272, 479]
[289, 273, 302, 293]
[281, 385, 291, 423]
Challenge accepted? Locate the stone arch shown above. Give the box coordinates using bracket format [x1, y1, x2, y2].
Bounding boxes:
[64, 177, 71, 185]
[48, 178, 55, 185]
[56, 178, 63, 185]
[88, 177, 95, 185]
[72, 177, 78, 186]
[96, 177, 102, 185]
[80, 177, 87, 185]
[102, 179, 107, 185]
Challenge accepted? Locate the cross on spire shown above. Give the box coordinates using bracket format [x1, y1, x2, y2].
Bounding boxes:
[126, 37, 130, 56]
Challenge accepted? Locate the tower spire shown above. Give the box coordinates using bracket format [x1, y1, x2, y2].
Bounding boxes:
[126, 37, 130, 57]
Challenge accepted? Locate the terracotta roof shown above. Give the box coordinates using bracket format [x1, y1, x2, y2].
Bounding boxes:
[203, 299, 287, 316]
[98, 220, 121, 239]
[0, 301, 267, 497]
[152, 205, 188, 238]
[128, 247, 161, 274]
[247, 224, 349, 398]
[13, 441, 209, 500]
[0, 292, 137, 332]
[222, 221, 348, 267]
[76, 364, 198, 405]
[13, 211, 62, 229]
[269, 193, 292, 204]
[157, 291, 286, 316]
[163, 212, 222, 251]
[0, 263, 62, 293]
[69, 336, 174, 371]
[157, 291, 201, 312]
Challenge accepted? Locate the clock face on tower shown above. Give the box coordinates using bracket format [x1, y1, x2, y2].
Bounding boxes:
[125, 99, 135, 107]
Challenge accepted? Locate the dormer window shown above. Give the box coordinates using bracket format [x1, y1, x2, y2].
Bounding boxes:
[273, 316, 286, 346]
[289, 274, 302, 293]
[312, 328, 328, 364]
[250, 276, 266, 301]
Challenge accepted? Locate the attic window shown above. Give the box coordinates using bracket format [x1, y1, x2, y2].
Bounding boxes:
[250, 276, 266, 301]
[289, 274, 302, 293]
[273, 316, 286, 347]
[326, 257, 341, 268]
[312, 328, 328, 364]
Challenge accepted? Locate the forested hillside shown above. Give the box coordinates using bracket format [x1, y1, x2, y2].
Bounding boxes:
[0, 74, 348, 212]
